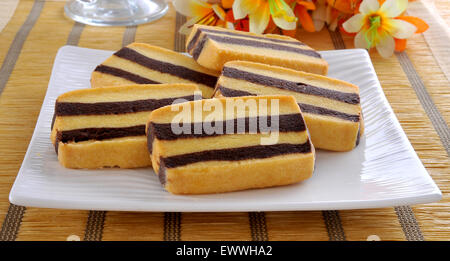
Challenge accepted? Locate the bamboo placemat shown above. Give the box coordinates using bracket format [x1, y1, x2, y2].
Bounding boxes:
[0, 0, 448, 241]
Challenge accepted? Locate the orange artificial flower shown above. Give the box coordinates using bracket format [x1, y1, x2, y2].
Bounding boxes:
[343, 0, 428, 57]
[312, 0, 349, 31]
[224, 9, 250, 31]
[396, 16, 429, 33]
[327, 0, 361, 14]
[225, 9, 236, 23]
[235, 19, 250, 31]
[294, 1, 316, 32]
[339, 17, 356, 36]
[233, 0, 297, 34]
[174, 0, 230, 34]
[394, 38, 407, 52]
[282, 0, 316, 36]
[221, 0, 235, 8]
[393, 16, 428, 51]
[264, 17, 279, 33]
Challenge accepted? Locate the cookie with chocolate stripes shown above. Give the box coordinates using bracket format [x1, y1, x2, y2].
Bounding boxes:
[91, 43, 219, 98]
[186, 24, 328, 74]
[51, 84, 201, 169]
[214, 61, 364, 152]
[146, 95, 315, 194]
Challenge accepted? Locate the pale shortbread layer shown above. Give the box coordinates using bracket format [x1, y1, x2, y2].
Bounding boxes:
[303, 113, 360, 151]
[163, 153, 315, 195]
[216, 77, 360, 115]
[57, 136, 151, 169]
[224, 61, 358, 93]
[58, 84, 199, 103]
[148, 95, 301, 124]
[195, 40, 328, 75]
[91, 71, 136, 87]
[151, 132, 309, 171]
[54, 111, 150, 132]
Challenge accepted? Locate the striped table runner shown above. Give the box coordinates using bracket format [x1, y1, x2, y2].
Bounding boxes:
[0, 0, 448, 241]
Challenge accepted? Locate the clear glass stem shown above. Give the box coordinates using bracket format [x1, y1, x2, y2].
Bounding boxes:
[65, 0, 168, 27]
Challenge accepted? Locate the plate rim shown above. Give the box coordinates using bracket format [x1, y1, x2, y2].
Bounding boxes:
[8, 46, 442, 212]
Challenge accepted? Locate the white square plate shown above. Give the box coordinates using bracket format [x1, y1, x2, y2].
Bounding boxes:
[9, 46, 442, 212]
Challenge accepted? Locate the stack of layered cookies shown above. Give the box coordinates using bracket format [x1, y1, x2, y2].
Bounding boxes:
[51, 24, 363, 195]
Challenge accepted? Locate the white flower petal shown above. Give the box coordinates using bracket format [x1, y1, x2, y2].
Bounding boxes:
[178, 17, 198, 35]
[354, 31, 369, 49]
[233, 0, 263, 20]
[389, 19, 417, 39]
[376, 34, 395, 58]
[248, 5, 270, 34]
[380, 0, 408, 18]
[173, 0, 192, 16]
[325, 5, 333, 24]
[173, 0, 210, 17]
[272, 17, 297, 31]
[312, 2, 326, 21]
[271, 6, 297, 31]
[232, 0, 248, 19]
[359, 0, 380, 14]
[312, 4, 326, 31]
[343, 14, 365, 33]
[212, 4, 226, 20]
[313, 20, 325, 32]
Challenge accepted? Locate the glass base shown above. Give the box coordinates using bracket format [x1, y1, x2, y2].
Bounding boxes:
[64, 0, 169, 27]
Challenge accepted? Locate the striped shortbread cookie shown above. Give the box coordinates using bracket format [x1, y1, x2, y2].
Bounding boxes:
[214, 61, 363, 152]
[186, 24, 328, 74]
[147, 95, 315, 194]
[91, 43, 219, 97]
[51, 84, 201, 169]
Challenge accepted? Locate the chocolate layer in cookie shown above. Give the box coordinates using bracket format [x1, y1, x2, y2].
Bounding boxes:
[91, 43, 219, 97]
[147, 95, 315, 194]
[186, 27, 305, 52]
[191, 34, 321, 60]
[186, 24, 328, 74]
[214, 61, 364, 151]
[51, 84, 201, 169]
[55, 94, 200, 116]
